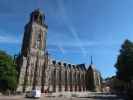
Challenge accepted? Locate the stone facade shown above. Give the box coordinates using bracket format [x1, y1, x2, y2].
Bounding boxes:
[86, 64, 102, 92]
[16, 9, 102, 93]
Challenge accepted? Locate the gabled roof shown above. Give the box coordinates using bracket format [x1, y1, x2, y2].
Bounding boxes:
[76, 64, 87, 70]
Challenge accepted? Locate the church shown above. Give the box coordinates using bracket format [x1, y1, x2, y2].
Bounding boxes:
[16, 9, 101, 93]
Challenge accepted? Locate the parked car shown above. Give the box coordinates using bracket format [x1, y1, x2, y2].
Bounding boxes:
[25, 89, 41, 98]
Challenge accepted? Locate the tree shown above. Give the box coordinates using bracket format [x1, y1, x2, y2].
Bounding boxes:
[0, 50, 17, 92]
[115, 39, 133, 100]
[115, 39, 133, 83]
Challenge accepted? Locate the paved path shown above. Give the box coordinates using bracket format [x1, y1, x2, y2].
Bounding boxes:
[0, 95, 124, 100]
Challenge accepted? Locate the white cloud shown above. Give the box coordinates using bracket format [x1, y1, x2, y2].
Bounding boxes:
[47, 40, 120, 55]
[0, 35, 20, 44]
[0, 29, 22, 44]
[55, 0, 87, 57]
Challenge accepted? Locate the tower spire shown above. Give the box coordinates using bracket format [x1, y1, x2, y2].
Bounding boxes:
[91, 56, 93, 65]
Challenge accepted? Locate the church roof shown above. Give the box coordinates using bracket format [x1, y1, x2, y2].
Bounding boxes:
[49, 58, 87, 70]
[88, 64, 96, 70]
[76, 64, 86, 70]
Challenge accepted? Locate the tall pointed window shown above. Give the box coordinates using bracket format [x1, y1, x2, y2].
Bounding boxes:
[35, 32, 41, 49]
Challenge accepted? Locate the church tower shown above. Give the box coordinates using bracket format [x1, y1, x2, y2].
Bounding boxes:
[17, 9, 48, 92]
[21, 9, 47, 56]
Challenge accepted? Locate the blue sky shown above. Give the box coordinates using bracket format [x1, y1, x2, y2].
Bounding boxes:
[0, 0, 133, 78]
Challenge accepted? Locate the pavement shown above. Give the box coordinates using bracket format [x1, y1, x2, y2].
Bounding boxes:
[0, 92, 125, 100]
[0, 95, 124, 100]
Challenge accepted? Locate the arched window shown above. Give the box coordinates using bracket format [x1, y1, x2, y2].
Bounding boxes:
[35, 32, 41, 48]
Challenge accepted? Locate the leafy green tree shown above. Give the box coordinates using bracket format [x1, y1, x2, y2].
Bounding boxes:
[115, 39, 133, 82]
[0, 50, 17, 92]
